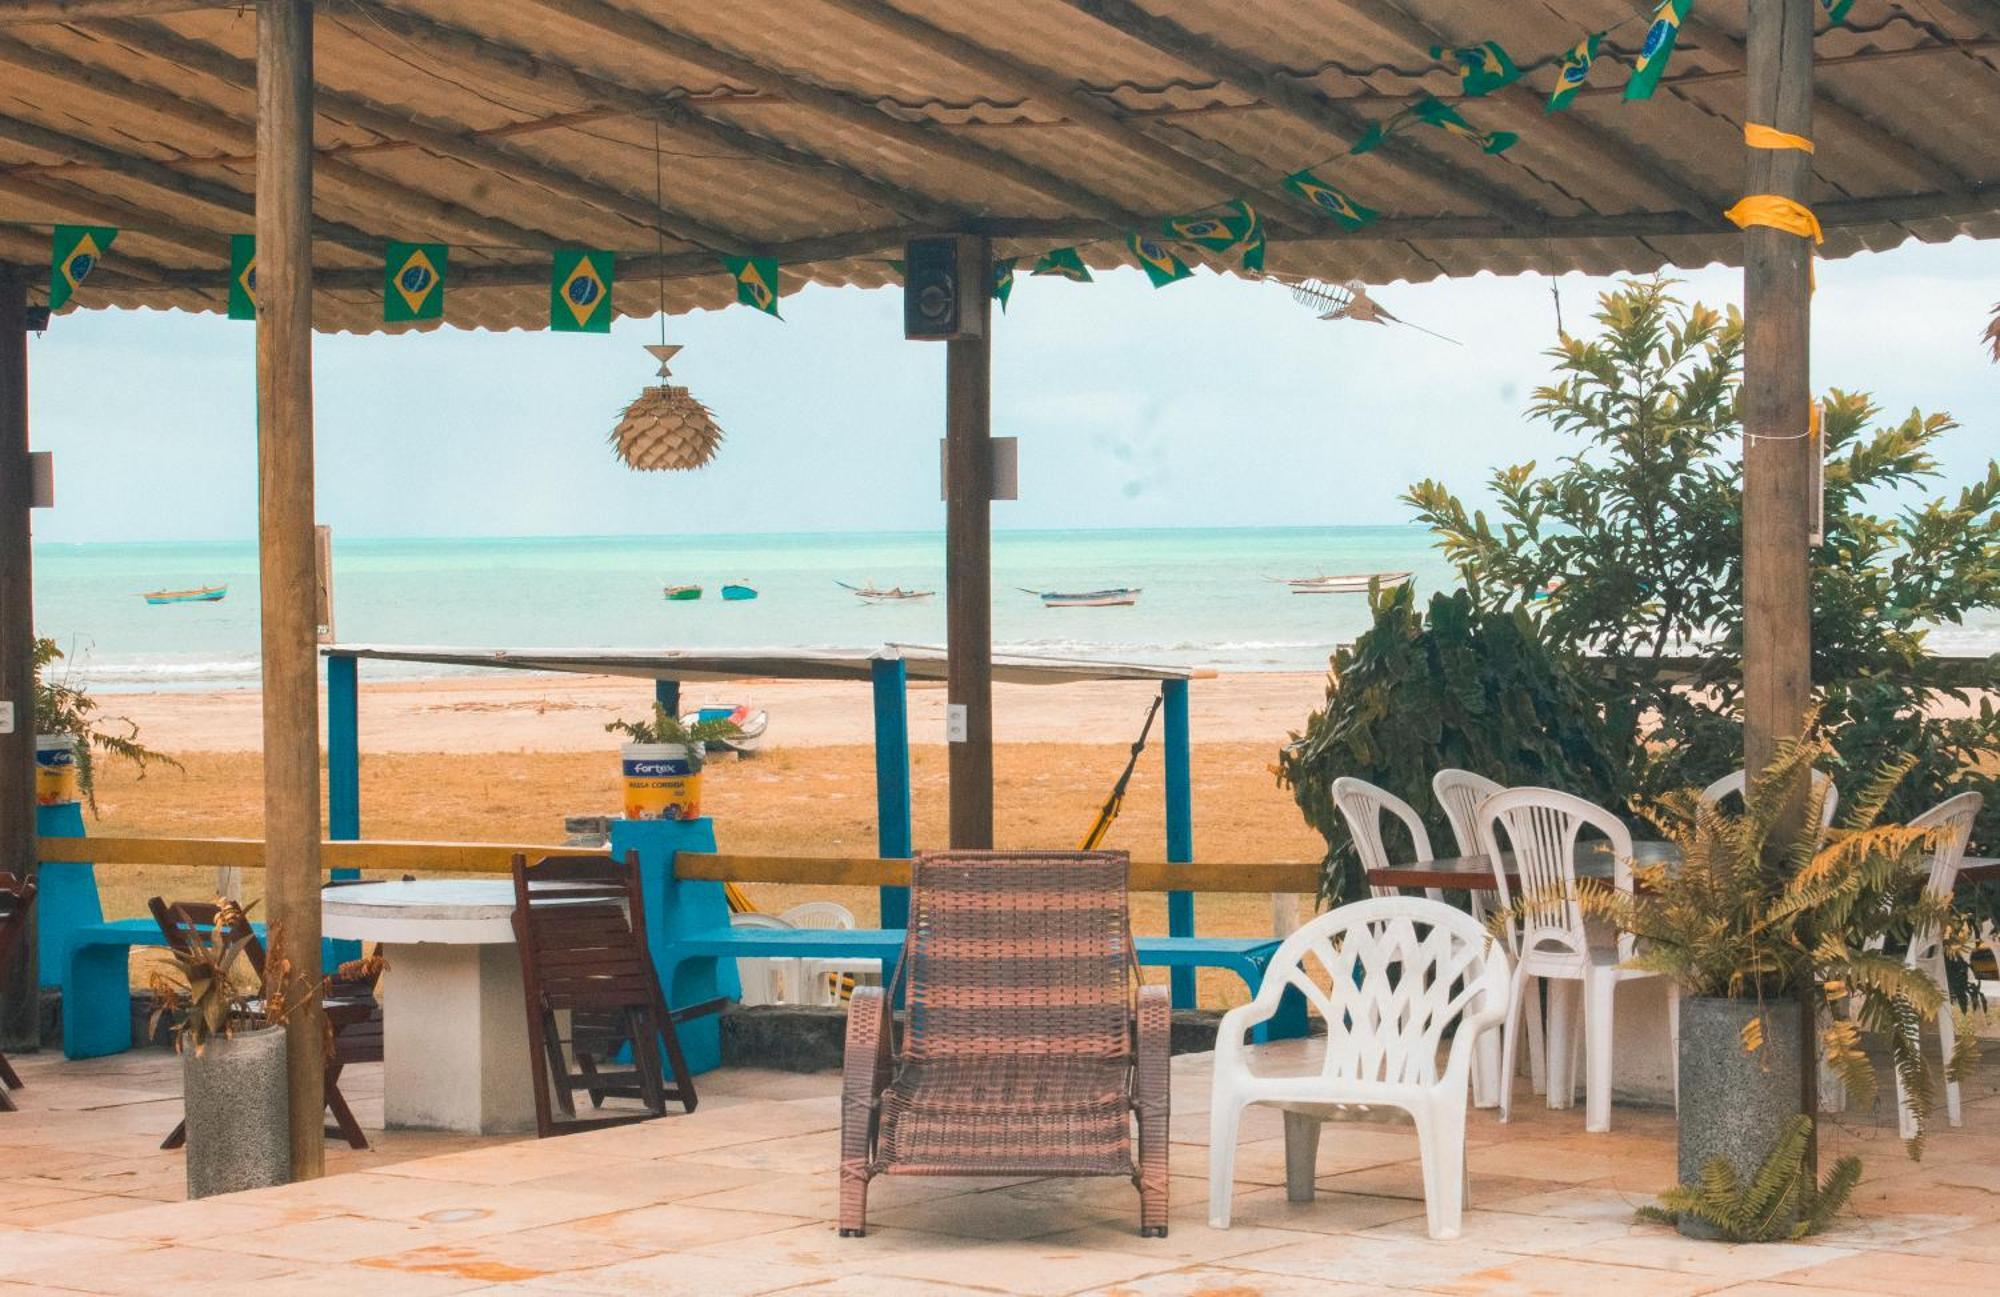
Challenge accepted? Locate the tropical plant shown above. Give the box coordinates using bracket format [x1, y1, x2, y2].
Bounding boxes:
[146, 898, 260, 1055]
[1580, 731, 1977, 1155]
[1276, 581, 1622, 904]
[34, 636, 178, 813]
[605, 703, 742, 770]
[1638, 1114, 1860, 1241]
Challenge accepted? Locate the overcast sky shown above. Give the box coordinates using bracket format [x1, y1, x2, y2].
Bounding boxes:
[27, 235, 1998, 544]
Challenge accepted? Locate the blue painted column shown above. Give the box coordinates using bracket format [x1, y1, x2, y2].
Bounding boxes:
[871, 657, 912, 929]
[611, 815, 733, 1073]
[34, 799, 95, 990]
[1162, 678, 1195, 1008]
[655, 678, 680, 717]
[324, 653, 361, 966]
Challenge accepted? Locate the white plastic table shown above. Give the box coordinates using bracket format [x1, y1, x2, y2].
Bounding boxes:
[323, 879, 538, 1135]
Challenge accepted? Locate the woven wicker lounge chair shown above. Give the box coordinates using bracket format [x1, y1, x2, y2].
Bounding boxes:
[839, 849, 1170, 1238]
[0, 872, 33, 1113]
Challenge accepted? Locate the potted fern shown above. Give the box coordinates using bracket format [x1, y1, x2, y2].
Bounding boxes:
[606, 703, 742, 822]
[34, 636, 176, 813]
[1586, 732, 1974, 1239]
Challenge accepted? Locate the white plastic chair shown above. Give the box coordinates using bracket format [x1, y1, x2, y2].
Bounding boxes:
[729, 912, 799, 1006]
[1481, 787, 1674, 1133]
[779, 900, 880, 1005]
[1882, 791, 1982, 1139]
[1208, 896, 1509, 1240]
[1433, 768, 1523, 1107]
[1332, 777, 1443, 902]
[1700, 768, 1839, 832]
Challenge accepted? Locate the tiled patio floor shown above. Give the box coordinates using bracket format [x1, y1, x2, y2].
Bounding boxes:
[4, 1040, 2000, 1295]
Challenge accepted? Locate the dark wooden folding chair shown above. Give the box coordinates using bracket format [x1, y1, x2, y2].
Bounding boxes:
[0, 872, 35, 1113]
[510, 852, 719, 1137]
[148, 895, 376, 1150]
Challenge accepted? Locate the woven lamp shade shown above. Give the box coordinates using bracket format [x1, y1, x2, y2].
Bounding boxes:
[610, 383, 724, 472]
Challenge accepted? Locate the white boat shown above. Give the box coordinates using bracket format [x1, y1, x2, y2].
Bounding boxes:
[1282, 571, 1413, 595]
[1019, 587, 1141, 608]
[838, 581, 934, 603]
[682, 703, 769, 756]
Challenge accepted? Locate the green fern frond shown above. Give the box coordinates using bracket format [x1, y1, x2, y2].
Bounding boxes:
[1640, 1116, 1859, 1242]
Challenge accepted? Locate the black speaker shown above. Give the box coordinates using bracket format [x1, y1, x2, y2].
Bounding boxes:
[904, 236, 983, 341]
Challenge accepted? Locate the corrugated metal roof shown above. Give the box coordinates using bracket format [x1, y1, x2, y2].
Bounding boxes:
[0, 0, 1992, 333]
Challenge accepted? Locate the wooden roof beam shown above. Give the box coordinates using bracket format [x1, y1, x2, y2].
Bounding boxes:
[341, 1, 966, 228]
[0, 169, 226, 259]
[0, 32, 568, 253]
[1056, 0, 1545, 229]
[517, 0, 1151, 225]
[0, 0, 237, 22]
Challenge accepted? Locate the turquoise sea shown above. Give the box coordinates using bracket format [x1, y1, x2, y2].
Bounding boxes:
[31, 527, 1462, 690]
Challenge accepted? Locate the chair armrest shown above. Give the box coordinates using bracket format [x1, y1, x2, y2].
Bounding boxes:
[1135, 984, 1171, 1100]
[1214, 1000, 1270, 1074]
[842, 986, 894, 1115]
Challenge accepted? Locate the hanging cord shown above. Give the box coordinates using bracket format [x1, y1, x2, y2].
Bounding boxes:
[653, 118, 667, 358]
[1079, 694, 1165, 851]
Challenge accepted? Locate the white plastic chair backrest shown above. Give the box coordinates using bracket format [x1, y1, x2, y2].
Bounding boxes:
[1262, 895, 1509, 1090]
[1433, 769, 1505, 859]
[1700, 768, 1839, 831]
[729, 912, 796, 1006]
[778, 901, 858, 932]
[1331, 776, 1438, 900]
[1906, 792, 1982, 954]
[1478, 786, 1635, 964]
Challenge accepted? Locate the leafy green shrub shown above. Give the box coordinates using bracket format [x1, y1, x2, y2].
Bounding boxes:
[1276, 582, 1621, 904]
[1638, 1115, 1860, 1241]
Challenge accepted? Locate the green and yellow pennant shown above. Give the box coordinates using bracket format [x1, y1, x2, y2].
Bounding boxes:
[1547, 32, 1602, 112]
[1431, 41, 1519, 97]
[1354, 94, 1515, 156]
[1163, 199, 1263, 270]
[384, 241, 446, 322]
[50, 224, 116, 310]
[1126, 232, 1191, 288]
[550, 249, 614, 332]
[991, 257, 1017, 310]
[722, 254, 781, 317]
[228, 234, 256, 320]
[1626, 0, 1694, 100]
[1031, 247, 1092, 282]
[1820, 0, 1852, 22]
[1284, 170, 1377, 231]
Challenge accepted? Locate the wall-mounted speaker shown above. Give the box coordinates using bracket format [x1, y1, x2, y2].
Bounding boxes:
[904, 235, 984, 341]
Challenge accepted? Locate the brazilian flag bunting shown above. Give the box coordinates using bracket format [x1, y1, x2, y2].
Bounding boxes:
[1626, 0, 1694, 101]
[722, 255, 781, 317]
[50, 224, 116, 310]
[1126, 232, 1191, 288]
[1412, 95, 1518, 154]
[992, 257, 1016, 310]
[384, 241, 446, 322]
[228, 234, 256, 320]
[550, 249, 614, 333]
[1820, 0, 1852, 21]
[1031, 247, 1092, 282]
[1431, 41, 1520, 97]
[1283, 170, 1377, 231]
[1163, 199, 1262, 270]
[1547, 32, 1602, 111]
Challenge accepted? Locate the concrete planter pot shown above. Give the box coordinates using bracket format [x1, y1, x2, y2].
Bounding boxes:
[183, 1025, 290, 1198]
[1675, 995, 1804, 1239]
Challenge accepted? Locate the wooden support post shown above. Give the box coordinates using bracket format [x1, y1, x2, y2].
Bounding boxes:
[1161, 679, 1195, 1008]
[944, 235, 994, 849]
[0, 274, 33, 1052]
[257, 0, 324, 1181]
[871, 655, 912, 928]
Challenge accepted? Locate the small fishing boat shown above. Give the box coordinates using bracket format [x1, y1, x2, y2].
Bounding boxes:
[1282, 571, 1413, 595]
[683, 703, 769, 756]
[663, 584, 702, 601]
[838, 581, 934, 603]
[1019, 587, 1141, 608]
[142, 584, 227, 605]
[721, 582, 758, 601]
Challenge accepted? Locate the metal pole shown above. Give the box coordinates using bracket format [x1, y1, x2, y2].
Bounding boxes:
[871, 655, 912, 928]
[944, 235, 993, 849]
[0, 275, 33, 1051]
[1162, 679, 1195, 1008]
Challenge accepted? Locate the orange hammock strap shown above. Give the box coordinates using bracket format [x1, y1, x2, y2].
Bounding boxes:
[1723, 194, 1824, 244]
[1744, 122, 1814, 153]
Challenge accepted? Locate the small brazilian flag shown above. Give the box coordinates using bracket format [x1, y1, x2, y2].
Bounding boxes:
[50, 224, 116, 310]
[723, 254, 780, 317]
[1431, 41, 1519, 97]
[1164, 199, 1262, 270]
[1626, 0, 1694, 101]
[1820, 0, 1852, 21]
[550, 249, 614, 333]
[1031, 247, 1092, 282]
[384, 241, 446, 322]
[1127, 232, 1190, 288]
[228, 234, 255, 320]
[991, 257, 1016, 310]
[1547, 33, 1602, 112]
[1412, 95, 1518, 154]
[1284, 170, 1377, 231]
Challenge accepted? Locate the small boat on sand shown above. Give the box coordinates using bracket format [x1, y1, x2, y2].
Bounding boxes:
[663, 584, 702, 601]
[721, 582, 758, 601]
[143, 584, 227, 605]
[838, 581, 934, 603]
[1277, 571, 1412, 595]
[683, 703, 769, 756]
[1020, 587, 1141, 608]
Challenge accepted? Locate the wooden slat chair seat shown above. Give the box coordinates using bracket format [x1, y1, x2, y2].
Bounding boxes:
[840, 850, 1170, 1238]
[0, 872, 35, 1112]
[148, 896, 374, 1150]
[510, 852, 707, 1137]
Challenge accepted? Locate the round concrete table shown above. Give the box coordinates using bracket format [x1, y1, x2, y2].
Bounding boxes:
[323, 880, 537, 1135]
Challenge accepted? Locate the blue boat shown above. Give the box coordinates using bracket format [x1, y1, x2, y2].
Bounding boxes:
[721, 582, 758, 601]
[142, 584, 227, 605]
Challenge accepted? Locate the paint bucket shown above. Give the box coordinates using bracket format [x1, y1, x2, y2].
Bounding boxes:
[35, 734, 80, 805]
[620, 742, 702, 821]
